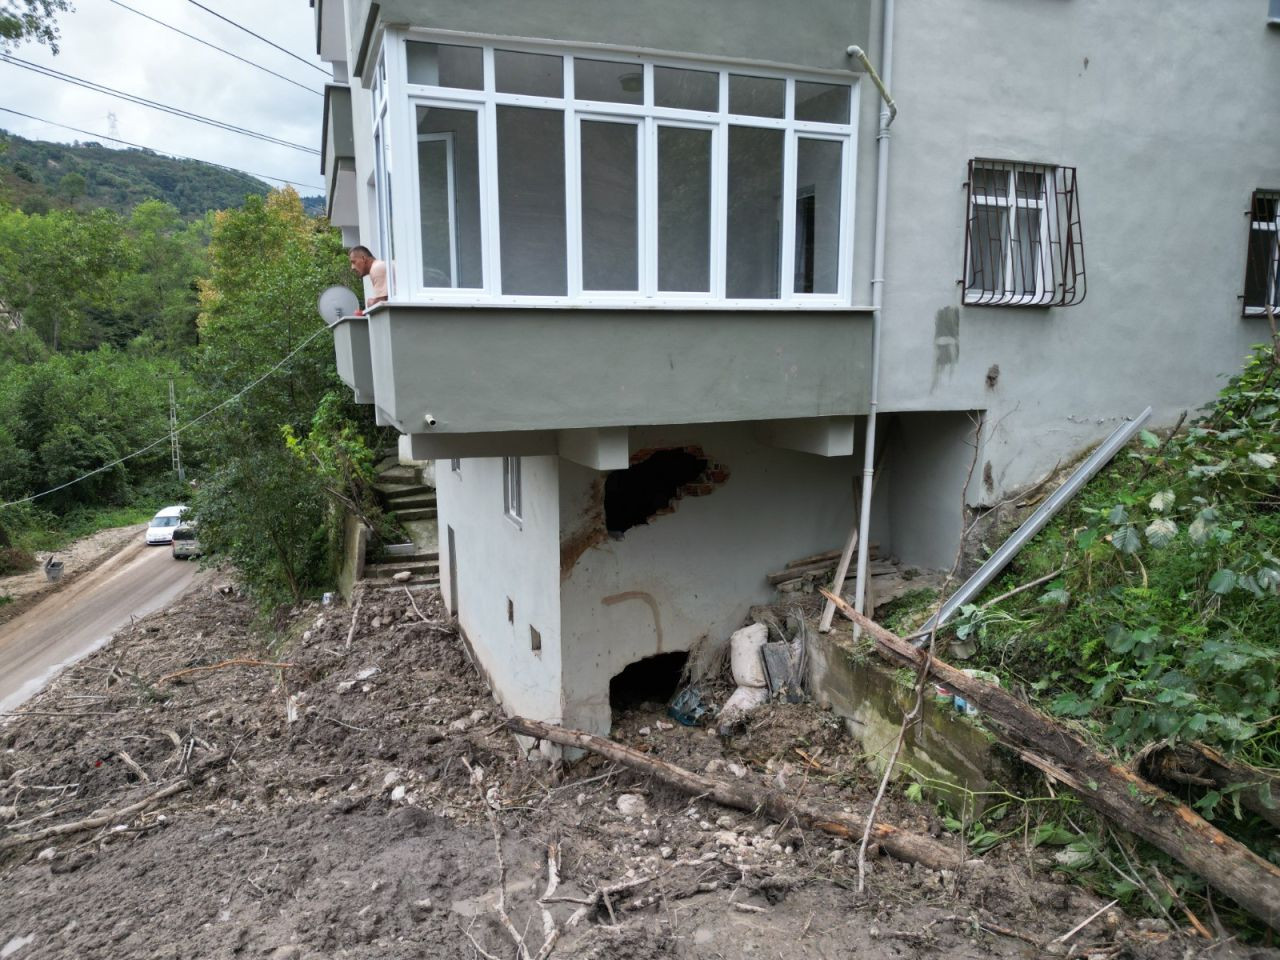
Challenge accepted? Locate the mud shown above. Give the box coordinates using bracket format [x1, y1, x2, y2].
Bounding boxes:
[0, 581, 1264, 959]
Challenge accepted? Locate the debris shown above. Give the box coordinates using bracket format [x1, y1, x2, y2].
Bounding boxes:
[616, 794, 647, 817]
[506, 716, 961, 870]
[392, 571, 412, 583]
[729, 623, 769, 687]
[667, 684, 707, 726]
[823, 588, 1280, 933]
[717, 685, 768, 733]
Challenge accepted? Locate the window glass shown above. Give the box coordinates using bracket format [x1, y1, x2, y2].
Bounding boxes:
[416, 106, 483, 288]
[653, 66, 718, 111]
[405, 42, 483, 89]
[658, 126, 712, 292]
[793, 138, 842, 294]
[795, 82, 849, 124]
[1012, 208, 1042, 296]
[495, 49, 563, 97]
[728, 74, 784, 118]
[580, 121, 639, 291]
[497, 106, 567, 295]
[574, 58, 643, 104]
[726, 126, 783, 298]
[969, 207, 1007, 294]
[971, 167, 1007, 199]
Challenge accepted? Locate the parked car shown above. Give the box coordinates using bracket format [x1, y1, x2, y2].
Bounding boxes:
[171, 524, 202, 560]
[145, 505, 187, 545]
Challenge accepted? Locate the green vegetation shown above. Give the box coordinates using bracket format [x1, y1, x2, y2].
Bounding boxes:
[0, 131, 323, 219]
[0, 0, 71, 53]
[957, 338, 1280, 771]
[187, 190, 380, 608]
[0, 172, 381, 609]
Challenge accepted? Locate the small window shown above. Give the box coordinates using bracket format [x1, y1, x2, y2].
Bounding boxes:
[1244, 190, 1279, 316]
[406, 42, 483, 89]
[503, 456, 523, 526]
[451, 458, 462, 475]
[962, 159, 1086, 307]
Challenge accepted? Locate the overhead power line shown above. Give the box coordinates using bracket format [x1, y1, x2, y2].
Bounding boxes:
[105, 0, 324, 98]
[0, 326, 331, 511]
[0, 53, 320, 155]
[184, 0, 331, 77]
[0, 106, 325, 191]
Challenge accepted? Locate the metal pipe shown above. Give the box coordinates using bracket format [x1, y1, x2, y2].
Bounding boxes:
[912, 406, 1154, 641]
[819, 4, 898, 634]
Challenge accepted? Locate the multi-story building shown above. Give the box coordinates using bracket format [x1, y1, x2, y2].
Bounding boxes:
[315, 0, 1280, 738]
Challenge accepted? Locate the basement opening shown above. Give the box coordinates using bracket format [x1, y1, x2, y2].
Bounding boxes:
[604, 448, 712, 535]
[609, 651, 689, 718]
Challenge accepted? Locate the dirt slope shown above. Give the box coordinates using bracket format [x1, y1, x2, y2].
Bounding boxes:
[0, 582, 1256, 959]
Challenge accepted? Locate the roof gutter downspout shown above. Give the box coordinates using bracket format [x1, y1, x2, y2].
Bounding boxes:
[818, 6, 896, 632]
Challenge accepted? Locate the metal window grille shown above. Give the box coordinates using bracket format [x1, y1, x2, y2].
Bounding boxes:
[1243, 189, 1280, 316]
[962, 158, 1086, 307]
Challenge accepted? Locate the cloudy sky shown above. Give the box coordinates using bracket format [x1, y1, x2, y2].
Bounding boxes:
[0, 0, 329, 197]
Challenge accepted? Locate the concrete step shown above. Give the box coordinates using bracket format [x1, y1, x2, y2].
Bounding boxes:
[363, 577, 441, 593]
[395, 507, 438, 522]
[384, 494, 437, 511]
[365, 559, 441, 579]
[382, 542, 440, 562]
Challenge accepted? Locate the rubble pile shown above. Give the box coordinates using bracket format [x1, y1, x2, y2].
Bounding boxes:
[0, 581, 1235, 959]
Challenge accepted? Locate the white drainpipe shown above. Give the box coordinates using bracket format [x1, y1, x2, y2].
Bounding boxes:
[846, 1, 897, 623]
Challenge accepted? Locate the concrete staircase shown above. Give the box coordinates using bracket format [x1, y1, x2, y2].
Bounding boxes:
[363, 458, 440, 591]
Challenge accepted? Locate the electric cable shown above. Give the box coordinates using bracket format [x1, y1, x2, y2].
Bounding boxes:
[0, 53, 320, 154]
[105, 0, 324, 98]
[0, 106, 324, 191]
[0, 325, 330, 510]
[183, 0, 330, 77]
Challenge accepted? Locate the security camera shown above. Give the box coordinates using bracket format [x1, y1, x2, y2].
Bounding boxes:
[424, 413, 438, 427]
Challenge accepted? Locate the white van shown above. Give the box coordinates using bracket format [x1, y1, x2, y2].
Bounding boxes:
[145, 505, 187, 545]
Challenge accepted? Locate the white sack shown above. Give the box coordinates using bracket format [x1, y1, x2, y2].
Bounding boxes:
[729, 623, 769, 688]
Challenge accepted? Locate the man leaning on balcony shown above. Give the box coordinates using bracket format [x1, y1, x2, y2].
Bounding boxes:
[348, 246, 387, 316]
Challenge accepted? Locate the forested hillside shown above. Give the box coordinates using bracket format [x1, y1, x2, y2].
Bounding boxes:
[0, 130, 323, 218]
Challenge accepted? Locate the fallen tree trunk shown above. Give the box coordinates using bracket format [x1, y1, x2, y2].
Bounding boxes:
[1139, 742, 1280, 832]
[821, 589, 1280, 932]
[506, 716, 960, 872]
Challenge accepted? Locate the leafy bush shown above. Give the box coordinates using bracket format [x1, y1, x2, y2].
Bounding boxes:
[963, 339, 1280, 768]
[0, 545, 35, 576]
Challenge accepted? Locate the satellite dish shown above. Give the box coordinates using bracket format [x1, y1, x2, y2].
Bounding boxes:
[317, 285, 360, 326]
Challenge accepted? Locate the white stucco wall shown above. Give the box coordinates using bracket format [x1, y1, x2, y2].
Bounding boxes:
[434, 456, 564, 723]
[869, 0, 1280, 499]
[557, 423, 869, 736]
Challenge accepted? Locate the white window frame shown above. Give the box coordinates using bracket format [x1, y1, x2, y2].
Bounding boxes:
[965, 163, 1055, 306]
[450, 457, 462, 476]
[378, 30, 859, 309]
[1245, 191, 1280, 317]
[503, 456, 522, 527]
[417, 130, 460, 287]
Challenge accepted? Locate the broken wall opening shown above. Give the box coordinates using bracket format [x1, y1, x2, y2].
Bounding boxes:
[609, 651, 688, 719]
[603, 447, 724, 535]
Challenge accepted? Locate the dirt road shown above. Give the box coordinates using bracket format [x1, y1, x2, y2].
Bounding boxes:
[0, 541, 202, 713]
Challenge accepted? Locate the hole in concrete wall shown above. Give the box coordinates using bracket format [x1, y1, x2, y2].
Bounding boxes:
[609, 651, 688, 717]
[507, 597, 514, 623]
[604, 448, 715, 535]
[530, 625, 542, 653]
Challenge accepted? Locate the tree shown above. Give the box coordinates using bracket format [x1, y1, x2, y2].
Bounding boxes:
[0, 0, 72, 53]
[189, 188, 374, 606]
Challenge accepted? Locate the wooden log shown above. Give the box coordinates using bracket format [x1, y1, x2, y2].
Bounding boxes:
[768, 559, 895, 586]
[785, 544, 879, 570]
[820, 588, 1280, 932]
[506, 716, 961, 871]
[1141, 742, 1280, 832]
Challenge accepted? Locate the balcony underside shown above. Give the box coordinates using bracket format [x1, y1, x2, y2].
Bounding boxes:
[333, 304, 873, 436]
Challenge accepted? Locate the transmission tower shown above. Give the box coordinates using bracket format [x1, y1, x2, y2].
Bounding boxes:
[106, 112, 119, 138]
[168, 377, 184, 482]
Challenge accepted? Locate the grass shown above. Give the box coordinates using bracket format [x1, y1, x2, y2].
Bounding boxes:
[19, 503, 155, 554]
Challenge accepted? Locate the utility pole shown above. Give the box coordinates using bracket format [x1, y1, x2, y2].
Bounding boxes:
[168, 377, 185, 482]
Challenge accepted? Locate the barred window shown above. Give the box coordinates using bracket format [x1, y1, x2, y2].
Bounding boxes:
[1244, 190, 1279, 316]
[963, 159, 1085, 307]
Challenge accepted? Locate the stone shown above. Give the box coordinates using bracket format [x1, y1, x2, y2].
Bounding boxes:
[392, 571, 413, 582]
[382, 770, 401, 788]
[726, 762, 748, 779]
[638, 726, 651, 736]
[616, 794, 647, 817]
[35, 847, 56, 861]
[268, 947, 302, 960]
[409, 899, 433, 921]
[715, 816, 734, 829]
[659, 846, 674, 859]
[390, 785, 406, 803]
[714, 831, 738, 848]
